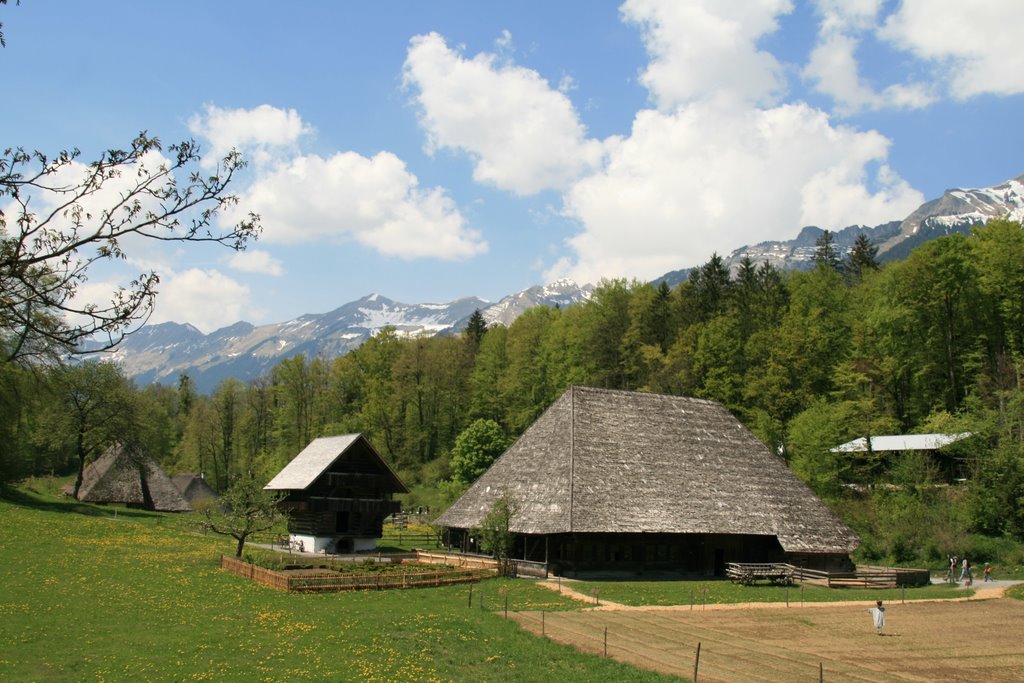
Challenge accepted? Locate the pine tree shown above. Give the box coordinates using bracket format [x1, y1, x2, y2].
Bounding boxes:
[813, 230, 842, 271]
[464, 309, 488, 350]
[846, 233, 879, 278]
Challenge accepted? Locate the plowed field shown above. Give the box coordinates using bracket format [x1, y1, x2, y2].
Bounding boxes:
[510, 598, 1024, 682]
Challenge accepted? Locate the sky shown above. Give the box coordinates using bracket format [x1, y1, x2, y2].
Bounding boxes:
[4, 1, 1023, 333]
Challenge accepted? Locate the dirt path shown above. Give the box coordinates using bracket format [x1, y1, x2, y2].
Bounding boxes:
[515, 580, 1024, 681]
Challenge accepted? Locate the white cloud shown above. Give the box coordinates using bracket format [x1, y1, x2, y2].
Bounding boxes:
[188, 103, 314, 168]
[621, 0, 793, 110]
[68, 267, 256, 335]
[403, 32, 607, 195]
[224, 150, 486, 260]
[880, 0, 1024, 98]
[150, 268, 255, 333]
[802, 31, 935, 114]
[550, 102, 924, 285]
[807, 0, 1023, 111]
[227, 249, 284, 276]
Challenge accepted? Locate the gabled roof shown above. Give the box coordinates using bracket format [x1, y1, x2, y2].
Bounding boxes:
[77, 443, 192, 512]
[436, 386, 859, 555]
[171, 473, 218, 503]
[264, 434, 408, 493]
[831, 433, 973, 453]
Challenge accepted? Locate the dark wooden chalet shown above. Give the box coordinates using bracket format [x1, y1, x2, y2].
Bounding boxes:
[436, 386, 860, 576]
[265, 435, 408, 554]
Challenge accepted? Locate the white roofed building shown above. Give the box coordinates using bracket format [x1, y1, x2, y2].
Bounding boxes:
[831, 433, 973, 453]
[266, 435, 408, 554]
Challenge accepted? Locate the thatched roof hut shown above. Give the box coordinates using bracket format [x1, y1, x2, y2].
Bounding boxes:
[437, 386, 859, 573]
[76, 443, 191, 512]
[171, 473, 218, 505]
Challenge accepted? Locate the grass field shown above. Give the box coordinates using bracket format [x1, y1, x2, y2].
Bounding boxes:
[0, 489, 677, 682]
[4, 484, 1020, 682]
[561, 576, 969, 607]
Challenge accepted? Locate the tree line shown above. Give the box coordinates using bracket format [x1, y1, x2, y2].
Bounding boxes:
[4, 218, 1024, 565]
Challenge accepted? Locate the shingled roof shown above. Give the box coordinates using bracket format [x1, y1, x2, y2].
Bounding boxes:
[77, 443, 191, 512]
[265, 434, 408, 493]
[171, 473, 218, 504]
[437, 386, 859, 555]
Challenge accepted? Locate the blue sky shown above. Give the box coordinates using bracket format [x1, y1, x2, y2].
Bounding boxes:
[4, 1, 1023, 332]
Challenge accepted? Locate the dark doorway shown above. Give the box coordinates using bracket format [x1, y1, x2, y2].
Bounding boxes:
[714, 548, 726, 577]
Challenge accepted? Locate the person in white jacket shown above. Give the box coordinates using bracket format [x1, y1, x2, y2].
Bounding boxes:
[868, 600, 885, 635]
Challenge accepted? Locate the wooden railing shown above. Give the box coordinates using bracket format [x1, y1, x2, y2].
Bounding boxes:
[727, 562, 930, 589]
[413, 550, 501, 571]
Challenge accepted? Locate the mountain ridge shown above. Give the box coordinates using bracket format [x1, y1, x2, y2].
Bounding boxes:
[102, 172, 1024, 392]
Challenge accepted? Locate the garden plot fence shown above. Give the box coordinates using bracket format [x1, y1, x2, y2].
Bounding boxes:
[220, 555, 493, 593]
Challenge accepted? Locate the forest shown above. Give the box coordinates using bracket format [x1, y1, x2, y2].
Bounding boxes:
[3, 218, 1024, 568]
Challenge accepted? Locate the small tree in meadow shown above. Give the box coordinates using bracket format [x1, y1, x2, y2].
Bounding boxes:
[477, 495, 517, 576]
[199, 478, 287, 557]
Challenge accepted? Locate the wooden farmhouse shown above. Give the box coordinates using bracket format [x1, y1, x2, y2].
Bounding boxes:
[436, 386, 860, 576]
[265, 435, 408, 554]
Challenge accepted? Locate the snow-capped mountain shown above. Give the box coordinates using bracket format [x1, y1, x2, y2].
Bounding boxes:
[104, 284, 593, 393]
[877, 173, 1024, 260]
[102, 172, 1022, 393]
[657, 172, 1024, 286]
[478, 279, 595, 326]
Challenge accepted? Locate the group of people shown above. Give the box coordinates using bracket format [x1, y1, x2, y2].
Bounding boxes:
[946, 555, 993, 585]
[872, 556, 996, 636]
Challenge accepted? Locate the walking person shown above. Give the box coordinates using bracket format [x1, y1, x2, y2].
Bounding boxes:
[868, 600, 886, 635]
[959, 557, 969, 583]
[984, 563, 992, 582]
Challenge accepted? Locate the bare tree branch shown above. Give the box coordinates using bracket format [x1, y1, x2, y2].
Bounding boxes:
[1, 132, 260, 364]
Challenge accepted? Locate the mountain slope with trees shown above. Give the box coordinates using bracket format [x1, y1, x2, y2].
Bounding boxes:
[5, 219, 1024, 569]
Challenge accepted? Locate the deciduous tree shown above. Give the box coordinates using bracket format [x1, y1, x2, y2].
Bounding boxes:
[449, 419, 511, 487]
[0, 133, 259, 364]
[198, 478, 286, 558]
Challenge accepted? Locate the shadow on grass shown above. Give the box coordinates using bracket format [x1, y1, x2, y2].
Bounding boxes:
[0, 484, 158, 520]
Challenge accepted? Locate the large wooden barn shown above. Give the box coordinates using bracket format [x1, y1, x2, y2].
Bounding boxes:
[436, 386, 859, 576]
[265, 435, 408, 554]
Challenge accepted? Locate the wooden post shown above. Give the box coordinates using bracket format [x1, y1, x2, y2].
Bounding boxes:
[468, 585, 473, 607]
[542, 611, 545, 636]
[604, 627, 608, 657]
[819, 661, 823, 682]
[693, 641, 701, 682]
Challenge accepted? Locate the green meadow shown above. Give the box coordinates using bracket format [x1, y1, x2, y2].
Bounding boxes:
[0, 485, 997, 682]
[565, 576, 970, 607]
[0, 488, 678, 682]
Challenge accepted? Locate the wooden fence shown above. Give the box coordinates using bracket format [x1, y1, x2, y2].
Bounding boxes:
[219, 554, 493, 593]
[413, 550, 503, 571]
[379, 532, 440, 548]
[727, 562, 930, 588]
